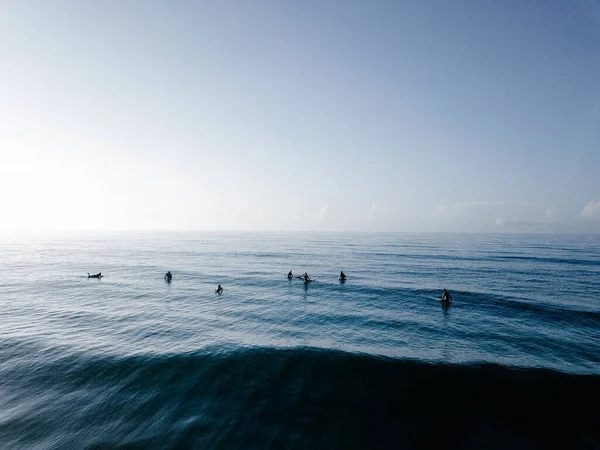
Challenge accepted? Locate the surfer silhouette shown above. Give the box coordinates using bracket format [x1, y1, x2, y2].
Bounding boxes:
[441, 289, 452, 302]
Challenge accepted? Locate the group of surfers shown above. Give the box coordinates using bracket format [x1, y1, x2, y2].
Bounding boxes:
[91, 270, 453, 302]
[286, 270, 346, 283]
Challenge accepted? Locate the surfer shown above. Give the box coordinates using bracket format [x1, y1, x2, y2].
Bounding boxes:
[215, 284, 223, 294]
[287, 270, 293, 279]
[441, 289, 452, 302]
[164, 271, 172, 282]
[339, 271, 346, 282]
[302, 272, 312, 282]
[87, 272, 102, 279]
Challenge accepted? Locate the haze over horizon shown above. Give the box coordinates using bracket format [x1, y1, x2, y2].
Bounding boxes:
[1, 1, 599, 234]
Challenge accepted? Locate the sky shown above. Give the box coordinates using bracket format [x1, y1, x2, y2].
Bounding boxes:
[1, 0, 599, 233]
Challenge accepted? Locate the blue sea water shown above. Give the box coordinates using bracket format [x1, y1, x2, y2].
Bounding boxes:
[1, 232, 599, 449]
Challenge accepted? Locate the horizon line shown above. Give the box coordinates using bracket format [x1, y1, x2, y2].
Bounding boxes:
[1, 229, 598, 236]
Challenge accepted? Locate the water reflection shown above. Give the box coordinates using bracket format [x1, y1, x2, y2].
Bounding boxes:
[441, 299, 451, 317]
[441, 338, 452, 361]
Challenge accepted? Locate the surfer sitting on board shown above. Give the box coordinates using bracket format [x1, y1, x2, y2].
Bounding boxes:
[441, 289, 452, 302]
[339, 271, 346, 282]
[215, 284, 223, 294]
[288, 270, 293, 279]
[303, 272, 312, 282]
[164, 271, 172, 282]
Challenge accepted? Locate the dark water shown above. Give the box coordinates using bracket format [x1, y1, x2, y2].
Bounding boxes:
[1, 233, 599, 449]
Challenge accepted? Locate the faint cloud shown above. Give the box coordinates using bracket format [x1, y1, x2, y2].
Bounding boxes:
[320, 202, 333, 222]
[581, 201, 600, 217]
[434, 200, 533, 216]
[495, 217, 543, 227]
[433, 205, 449, 216]
[545, 208, 557, 220]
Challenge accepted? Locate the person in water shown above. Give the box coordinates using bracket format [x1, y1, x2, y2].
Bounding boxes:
[303, 272, 312, 282]
[164, 271, 172, 281]
[288, 270, 293, 279]
[441, 289, 452, 302]
[339, 271, 346, 281]
[216, 284, 223, 294]
[87, 272, 102, 278]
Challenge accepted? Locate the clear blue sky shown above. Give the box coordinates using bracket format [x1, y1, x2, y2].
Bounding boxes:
[1, 0, 599, 233]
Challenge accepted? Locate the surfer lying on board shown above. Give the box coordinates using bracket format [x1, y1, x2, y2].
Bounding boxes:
[164, 271, 172, 282]
[215, 284, 223, 294]
[87, 272, 102, 279]
[441, 289, 452, 302]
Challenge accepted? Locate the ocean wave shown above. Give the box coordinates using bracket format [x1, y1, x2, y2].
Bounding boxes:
[318, 283, 600, 323]
[490, 254, 600, 267]
[1, 347, 599, 449]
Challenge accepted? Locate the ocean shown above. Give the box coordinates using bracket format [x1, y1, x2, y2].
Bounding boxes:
[1, 232, 599, 449]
